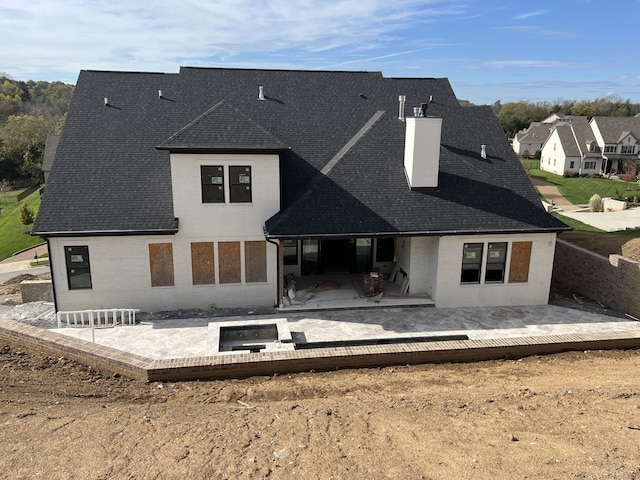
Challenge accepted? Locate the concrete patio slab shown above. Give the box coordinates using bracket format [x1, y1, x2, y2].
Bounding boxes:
[52, 304, 640, 360]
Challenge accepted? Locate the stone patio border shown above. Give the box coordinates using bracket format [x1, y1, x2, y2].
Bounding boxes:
[1, 317, 639, 382]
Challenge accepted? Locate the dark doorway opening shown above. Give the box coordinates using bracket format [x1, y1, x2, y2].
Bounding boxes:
[301, 238, 373, 275]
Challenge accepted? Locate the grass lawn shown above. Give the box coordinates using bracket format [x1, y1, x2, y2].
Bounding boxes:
[0, 191, 44, 262]
[530, 169, 640, 205]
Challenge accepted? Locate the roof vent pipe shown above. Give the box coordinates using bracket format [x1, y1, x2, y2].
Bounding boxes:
[429, 95, 433, 103]
[258, 85, 265, 101]
[481, 144, 487, 159]
[158, 90, 162, 98]
[398, 95, 406, 121]
[104, 97, 108, 106]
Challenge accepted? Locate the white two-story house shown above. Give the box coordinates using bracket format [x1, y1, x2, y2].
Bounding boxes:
[590, 116, 640, 175]
[32, 67, 569, 314]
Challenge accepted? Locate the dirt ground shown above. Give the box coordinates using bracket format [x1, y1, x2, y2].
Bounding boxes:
[558, 231, 640, 261]
[1, 233, 640, 479]
[0, 342, 638, 479]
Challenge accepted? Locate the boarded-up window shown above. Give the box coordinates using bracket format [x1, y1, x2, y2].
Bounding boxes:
[218, 242, 241, 284]
[149, 243, 174, 287]
[191, 242, 215, 285]
[245, 241, 267, 283]
[509, 241, 532, 283]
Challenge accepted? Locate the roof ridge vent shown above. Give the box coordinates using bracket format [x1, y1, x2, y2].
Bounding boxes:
[258, 85, 266, 101]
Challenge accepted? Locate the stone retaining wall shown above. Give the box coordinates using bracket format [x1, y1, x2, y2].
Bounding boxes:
[21, 280, 53, 303]
[553, 239, 640, 318]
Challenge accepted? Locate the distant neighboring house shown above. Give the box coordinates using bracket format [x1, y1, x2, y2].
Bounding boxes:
[512, 122, 551, 156]
[512, 114, 587, 157]
[540, 117, 602, 176]
[590, 116, 640, 175]
[42, 134, 60, 183]
[32, 67, 568, 314]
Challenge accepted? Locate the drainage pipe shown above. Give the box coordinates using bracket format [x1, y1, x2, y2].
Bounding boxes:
[264, 233, 282, 308]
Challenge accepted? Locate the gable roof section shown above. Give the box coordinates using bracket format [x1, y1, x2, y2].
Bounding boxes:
[33, 67, 567, 237]
[157, 100, 288, 152]
[592, 116, 640, 143]
[265, 106, 567, 237]
[516, 122, 550, 144]
[551, 120, 600, 159]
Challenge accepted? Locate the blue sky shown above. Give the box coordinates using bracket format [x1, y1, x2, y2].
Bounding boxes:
[2, 0, 639, 105]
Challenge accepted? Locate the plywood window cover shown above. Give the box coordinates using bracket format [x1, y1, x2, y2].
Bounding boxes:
[191, 242, 215, 285]
[245, 241, 267, 283]
[509, 241, 532, 283]
[149, 243, 175, 287]
[218, 241, 241, 284]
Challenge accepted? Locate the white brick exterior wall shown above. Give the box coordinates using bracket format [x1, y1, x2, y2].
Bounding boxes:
[52, 153, 281, 312]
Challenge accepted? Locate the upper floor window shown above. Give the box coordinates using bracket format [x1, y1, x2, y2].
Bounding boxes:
[201, 166, 224, 203]
[604, 145, 617, 153]
[229, 166, 252, 203]
[65, 245, 92, 290]
[588, 143, 596, 152]
[621, 145, 635, 154]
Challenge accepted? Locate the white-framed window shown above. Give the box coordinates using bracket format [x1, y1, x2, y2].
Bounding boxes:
[604, 145, 616, 153]
[621, 145, 635, 154]
[584, 161, 597, 169]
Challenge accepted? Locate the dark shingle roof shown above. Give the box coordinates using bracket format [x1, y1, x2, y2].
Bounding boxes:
[157, 100, 288, 152]
[33, 67, 567, 237]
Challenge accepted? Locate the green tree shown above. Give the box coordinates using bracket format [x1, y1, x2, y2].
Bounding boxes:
[0, 114, 61, 183]
[18, 200, 35, 225]
[0, 79, 23, 121]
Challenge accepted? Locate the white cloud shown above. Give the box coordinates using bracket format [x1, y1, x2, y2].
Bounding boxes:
[513, 10, 548, 20]
[0, 0, 468, 81]
[478, 60, 592, 69]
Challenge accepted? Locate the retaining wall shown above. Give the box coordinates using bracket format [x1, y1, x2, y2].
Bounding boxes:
[553, 239, 640, 318]
[21, 280, 53, 303]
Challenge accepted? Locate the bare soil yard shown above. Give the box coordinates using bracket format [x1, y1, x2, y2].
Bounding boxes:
[1, 342, 639, 479]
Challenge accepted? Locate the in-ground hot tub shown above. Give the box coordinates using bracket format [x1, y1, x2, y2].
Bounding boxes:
[210, 318, 295, 354]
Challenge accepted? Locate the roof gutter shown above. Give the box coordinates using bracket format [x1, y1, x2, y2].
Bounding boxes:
[31, 227, 179, 238]
[264, 226, 571, 240]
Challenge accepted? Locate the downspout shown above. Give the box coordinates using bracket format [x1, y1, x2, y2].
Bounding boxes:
[45, 238, 59, 313]
[264, 232, 282, 308]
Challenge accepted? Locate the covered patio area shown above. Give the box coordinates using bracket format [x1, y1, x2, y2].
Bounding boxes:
[278, 274, 435, 312]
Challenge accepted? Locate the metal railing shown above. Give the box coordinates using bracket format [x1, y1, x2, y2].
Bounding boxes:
[56, 308, 139, 329]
